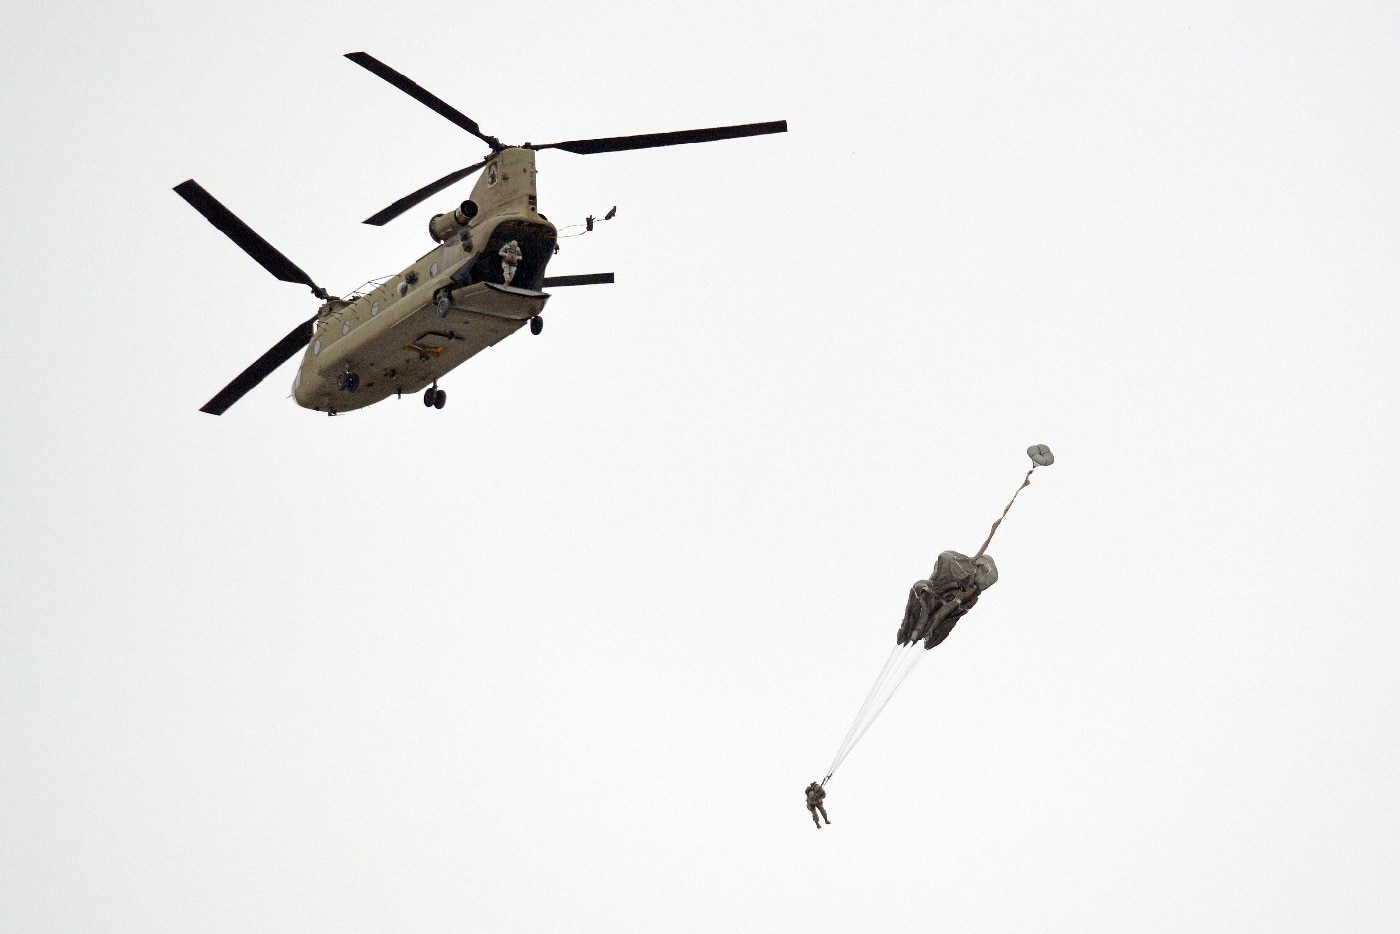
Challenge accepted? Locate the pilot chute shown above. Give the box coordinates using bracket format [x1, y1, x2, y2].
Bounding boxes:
[816, 445, 1054, 790]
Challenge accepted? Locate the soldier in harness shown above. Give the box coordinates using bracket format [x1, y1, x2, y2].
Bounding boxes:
[805, 781, 830, 829]
[499, 239, 523, 287]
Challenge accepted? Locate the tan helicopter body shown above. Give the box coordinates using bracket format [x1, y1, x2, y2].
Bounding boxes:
[295, 148, 552, 414]
[176, 52, 786, 416]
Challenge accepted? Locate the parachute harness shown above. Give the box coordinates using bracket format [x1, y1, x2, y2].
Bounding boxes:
[818, 445, 1054, 789]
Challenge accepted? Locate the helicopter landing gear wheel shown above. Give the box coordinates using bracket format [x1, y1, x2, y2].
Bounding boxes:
[529, 315, 543, 335]
[433, 389, 446, 409]
[435, 292, 451, 318]
[423, 386, 436, 407]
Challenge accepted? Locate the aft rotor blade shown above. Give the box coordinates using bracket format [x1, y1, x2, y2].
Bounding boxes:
[542, 273, 614, 287]
[344, 52, 501, 149]
[535, 120, 787, 155]
[362, 159, 489, 226]
[200, 317, 315, 415]
[174, 180, 327, 299]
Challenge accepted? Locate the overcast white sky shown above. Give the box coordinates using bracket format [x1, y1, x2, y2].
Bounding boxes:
[3, 2, 1398, 931]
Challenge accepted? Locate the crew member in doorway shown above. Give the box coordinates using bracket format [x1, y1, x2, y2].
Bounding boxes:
[499, 239, 523, 286]
[805, 782, 830, 829]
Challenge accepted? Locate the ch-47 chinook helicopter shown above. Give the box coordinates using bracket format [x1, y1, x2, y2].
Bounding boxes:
[176, 51, 787, 416]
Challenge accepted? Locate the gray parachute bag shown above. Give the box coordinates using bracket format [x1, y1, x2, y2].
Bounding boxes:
[897, 550, 998, 649]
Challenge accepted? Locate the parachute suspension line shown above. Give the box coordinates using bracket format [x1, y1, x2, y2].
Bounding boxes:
[844, 646, 928, 762]
[823, 646, 902, 784]
[825, 645, 906, 779]
[825, 646, 921, 781]
[824, 643, 924, 784]
[843, 646, 904, 740]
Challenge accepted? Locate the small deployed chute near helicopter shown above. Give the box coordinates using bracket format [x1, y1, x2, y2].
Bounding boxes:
[175, 52, 787, 416]
[809, 445, 1055, 817]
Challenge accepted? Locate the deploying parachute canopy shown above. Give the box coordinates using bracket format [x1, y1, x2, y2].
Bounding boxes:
[897, 551, 999, 649]
[815, 445, 1053, 793]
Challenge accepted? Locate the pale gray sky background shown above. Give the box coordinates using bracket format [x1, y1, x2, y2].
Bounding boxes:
[2, 2, 1398, 931]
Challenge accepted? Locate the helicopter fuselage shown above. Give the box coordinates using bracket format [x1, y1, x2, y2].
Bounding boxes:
[179, 52, 785, 416]
[294, 147, 557, 413]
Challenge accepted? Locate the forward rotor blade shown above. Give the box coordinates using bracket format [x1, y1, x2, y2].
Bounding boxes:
[174, 180, 327, 299]
[542, 273, 614, 287]
[200, 317, 315, 415]
[535, 120, 787, 155]
[345, 52, 501, 149]
[362, 159, 489, 226]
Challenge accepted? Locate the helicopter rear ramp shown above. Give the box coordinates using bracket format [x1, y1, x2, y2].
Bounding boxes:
[443, 282, 549, 320]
